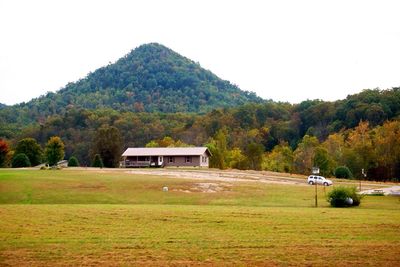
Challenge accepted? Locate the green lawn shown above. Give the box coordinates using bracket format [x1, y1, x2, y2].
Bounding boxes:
[0, 169, 399, 266]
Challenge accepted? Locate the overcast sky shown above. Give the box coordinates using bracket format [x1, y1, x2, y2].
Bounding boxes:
[1, 0, 400, 105]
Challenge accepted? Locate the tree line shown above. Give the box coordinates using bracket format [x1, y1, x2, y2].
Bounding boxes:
[1, 120, 399, 181]
[0, 125, 124, 169]
[0, 88, 399, 181]
[206, 120, 400, 181]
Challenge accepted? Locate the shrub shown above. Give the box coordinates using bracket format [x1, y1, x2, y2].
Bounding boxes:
[347, 186, 362, 206]
[334, 166, 353, 179]
[327, 186, 362, 207]
[68, 156, 79, 167]
[12, 153, 31, 168]
[92, 154, 103, 168]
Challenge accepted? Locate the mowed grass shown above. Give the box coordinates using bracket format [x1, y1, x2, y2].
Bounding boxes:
[0, 169, 399, 266]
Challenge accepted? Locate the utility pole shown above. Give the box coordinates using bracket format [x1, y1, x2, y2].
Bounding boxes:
[315, 179, 318, 207]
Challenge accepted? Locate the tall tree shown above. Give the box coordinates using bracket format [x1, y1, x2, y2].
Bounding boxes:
[345, 121, 376, 178]
[322, 132, 345, 166]
[265, 142, 293, 173]
[293, 135, 319, 174]
[244, 142, 264, 170]
[45, 136, 65, 166]
[92, 126, 123, 168]
[313, 146, 334, 176]
[373, 121, 400, 179]
[15, 138, 43, 166]
[207, 129, 228, 169]
[228, 148, 247, 170]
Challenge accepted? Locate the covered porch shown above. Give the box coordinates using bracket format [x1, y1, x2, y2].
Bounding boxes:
[122, 155, 164, 168]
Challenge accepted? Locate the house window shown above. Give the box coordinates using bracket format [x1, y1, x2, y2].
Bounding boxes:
[185, 156, 192, 163]
[169, 157, 174, 163]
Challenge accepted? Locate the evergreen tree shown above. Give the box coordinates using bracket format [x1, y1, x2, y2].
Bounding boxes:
[92, 154, 103, 168]
[68, 156, 79, 167]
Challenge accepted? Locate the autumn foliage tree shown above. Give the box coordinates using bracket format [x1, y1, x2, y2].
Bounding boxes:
[265, 142, 293, 173]
[344, 121, 376, 178]
[0, 139, 10, 167]
[370, 121, 400, 180]
[293, 135, 319, 174]
[45, 136, 65, 166]
[207, 129, 229, 169]
[145, 136, 189, 147]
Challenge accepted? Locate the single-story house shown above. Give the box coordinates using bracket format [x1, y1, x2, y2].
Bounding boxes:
[121, 147, 211, 168]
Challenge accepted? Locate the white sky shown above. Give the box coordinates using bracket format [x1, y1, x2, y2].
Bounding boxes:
[1, 0, 400, 105]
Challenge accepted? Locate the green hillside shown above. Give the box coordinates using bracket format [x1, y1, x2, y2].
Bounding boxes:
[2, 43, 261, 123]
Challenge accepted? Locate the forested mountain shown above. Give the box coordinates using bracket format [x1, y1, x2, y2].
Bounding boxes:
[0, 41, 399, 180]
[0, 43, 261, 126]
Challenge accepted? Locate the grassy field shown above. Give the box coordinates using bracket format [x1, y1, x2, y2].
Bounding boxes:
[0, 169, 399, 266]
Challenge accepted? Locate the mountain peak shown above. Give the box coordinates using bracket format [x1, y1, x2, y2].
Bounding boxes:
[19, 43, 263, 116]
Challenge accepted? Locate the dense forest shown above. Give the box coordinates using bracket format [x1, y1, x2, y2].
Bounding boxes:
[1, 88, 399, 181]
[0, 43, 399, 181]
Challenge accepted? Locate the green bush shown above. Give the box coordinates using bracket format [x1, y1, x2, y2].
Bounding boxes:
[327, 186, 362, 207]
[347, 186, 362, 206]
[68, 156, 79, 167]
[334, 166, 353, 179]
[92, 154, 103, 168]
[12, 153, 31, 168]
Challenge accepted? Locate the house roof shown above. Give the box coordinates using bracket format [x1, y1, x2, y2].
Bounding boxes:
[122, 147, 211, 157]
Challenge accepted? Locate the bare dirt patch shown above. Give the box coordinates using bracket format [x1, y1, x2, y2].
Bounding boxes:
[125, 168, 397, 191]
[126, 168, 307, 186]
[172, 182, 232, 193]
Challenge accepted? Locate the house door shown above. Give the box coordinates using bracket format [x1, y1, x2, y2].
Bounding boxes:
[158, 156, 163, 166]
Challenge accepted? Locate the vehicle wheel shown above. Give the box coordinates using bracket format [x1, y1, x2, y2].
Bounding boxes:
[323, 182, 328, 186]
[308, 181, 314, 185]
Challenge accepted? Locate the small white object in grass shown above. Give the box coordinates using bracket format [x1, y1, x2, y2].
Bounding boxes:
[345, 197, 353, 205]
[163, 186, 168, 192]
